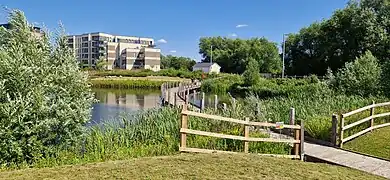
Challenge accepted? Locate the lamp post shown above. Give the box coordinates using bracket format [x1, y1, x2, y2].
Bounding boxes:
[282, 34, 286, 78]
[210, 45, 213, 63]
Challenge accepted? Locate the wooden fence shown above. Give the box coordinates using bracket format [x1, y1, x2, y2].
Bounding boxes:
[332, 101, 390, 148]
[179, 104, 305, 160]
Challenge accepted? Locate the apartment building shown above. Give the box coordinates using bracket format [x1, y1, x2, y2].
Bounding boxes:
[67, 32, 161, 71]
[0, 23, 44, 38]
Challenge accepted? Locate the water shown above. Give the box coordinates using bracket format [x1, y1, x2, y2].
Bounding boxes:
[90, 88, 161, 125]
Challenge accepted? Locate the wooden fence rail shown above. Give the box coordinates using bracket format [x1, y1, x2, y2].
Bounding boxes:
[332, 101, 390, 148]
[179, 104, 304, 160]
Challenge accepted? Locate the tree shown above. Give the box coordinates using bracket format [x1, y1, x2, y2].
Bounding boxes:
[285, 0, 390, 76]
[242, 57, 261, 86]
[161, 55, 196, 71]
[199, 37, 282, 74]
[329, 51, 382, 96]
[96, 56, 109, 70]
[0, 10, 94, 164]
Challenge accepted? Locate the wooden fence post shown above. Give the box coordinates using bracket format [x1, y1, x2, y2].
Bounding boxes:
[167, 88, 171, 105]
[331, 114, 338, 147]
[289, 108, 295, 136]
[294, 127, 300, 158]
[214, 95, 218, 110]
[201, 92, 205, 112]
[180, 105, 188, 151]
[370, 101, 375, 131]
[300, 119, 304, 161]
[244, 117, 250, 153]
[174, 92, 177, 106]
[339, 114, 344, 148]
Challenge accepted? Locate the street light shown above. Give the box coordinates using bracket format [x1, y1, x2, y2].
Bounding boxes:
[282, 33, 289, 78]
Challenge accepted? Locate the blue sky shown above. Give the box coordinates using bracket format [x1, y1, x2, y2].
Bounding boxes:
[0, 0, 348, 61]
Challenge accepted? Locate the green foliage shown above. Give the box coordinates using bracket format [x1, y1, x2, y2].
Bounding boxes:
[285, 0, 390, 76]
[89, 68, 214, 79]
[161, 55, 196, 71]
[0, 10, 94, 165]
[329, 51, 382, 96]
[242, 58, 261, 86]
[199, 37, 282, 74]
[201, 74, 243, 94]
[95, 57, 109, 70]
[90, 79, 167, 89]
[305, 116, 332, 141]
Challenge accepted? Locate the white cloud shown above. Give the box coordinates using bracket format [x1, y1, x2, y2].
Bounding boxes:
[236, 24, 248, 28]
[157, 39, 167, 43]
[169, 50, 177, 53]
[229, 33, 237, 37]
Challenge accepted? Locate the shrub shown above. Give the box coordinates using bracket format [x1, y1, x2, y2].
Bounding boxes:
[242, 58, 261, 86]
[0, 10, 94, 165]
[330, 51, 382, 96]
[305, 116, 332, 141]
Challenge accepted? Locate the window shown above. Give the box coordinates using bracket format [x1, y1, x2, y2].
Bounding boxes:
[92, 54, 98, 58]
[68, 44, 73, 48]
[92, 48, 98, 53]
[92, 36, 99, 41]
[82, 43, 88, 47]
[92, 60, 95, 65]
[82, 54, 88, 58]
[82, 48, 88, 53]
[82, 60, 89, 64]
[82, 37, 88, 41]
[68, 38, 73, 43]
[92, 42, 98, 46]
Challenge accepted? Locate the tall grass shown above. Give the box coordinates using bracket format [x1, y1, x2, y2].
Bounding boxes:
[24, 107, 290, 168]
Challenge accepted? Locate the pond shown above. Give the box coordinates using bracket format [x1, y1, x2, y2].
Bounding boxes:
[90, 88, 161, 125]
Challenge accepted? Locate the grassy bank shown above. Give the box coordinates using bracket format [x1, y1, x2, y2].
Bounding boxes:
[90, 79, 166, 89]
[344, 126, 390, 160]
[1, 153, 383, 180]
[88, 69, 219, 79]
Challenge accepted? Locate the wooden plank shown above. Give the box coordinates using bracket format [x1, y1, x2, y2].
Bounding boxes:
[294, 129, 300, 156]
[179, 147, 300, 159]
[300, 119, 304, 161]
[343, 112, 390, 130]
[342, 101, 390, 117]
[244, 117, 249, 153]
[181, 111, 301, 129]
[342, 127, 372, 143]
[370, 101, 375, 131]
[180, 128, 300, 143]
[180, 106, 188, 149]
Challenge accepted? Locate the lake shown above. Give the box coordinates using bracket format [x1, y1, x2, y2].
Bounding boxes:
[90, 88, 161, 125]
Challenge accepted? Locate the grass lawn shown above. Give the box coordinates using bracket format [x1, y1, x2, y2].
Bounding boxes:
[0, 154, 384, 180]
[344, 126, 390, 160]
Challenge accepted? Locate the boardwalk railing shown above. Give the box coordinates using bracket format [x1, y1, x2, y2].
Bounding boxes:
[179, 105, 305, 160]
[334, 101, 390, 148]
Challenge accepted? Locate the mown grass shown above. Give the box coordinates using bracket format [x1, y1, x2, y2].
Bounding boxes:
[344, 126, 390, 160]
[0, 153, 384, 180]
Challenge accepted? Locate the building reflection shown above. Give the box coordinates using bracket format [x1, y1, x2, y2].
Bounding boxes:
[95, 91, 160, 110]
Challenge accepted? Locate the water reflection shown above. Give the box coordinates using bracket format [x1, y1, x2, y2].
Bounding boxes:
[90, 89, 161, 125]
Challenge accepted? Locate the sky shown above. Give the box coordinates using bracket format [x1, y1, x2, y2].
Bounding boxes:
[0, 0, 349, 61]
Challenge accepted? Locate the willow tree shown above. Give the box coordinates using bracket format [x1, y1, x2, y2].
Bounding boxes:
[0, 10, 94, 165]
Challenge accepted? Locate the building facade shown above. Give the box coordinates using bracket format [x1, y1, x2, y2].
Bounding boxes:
[192, 63, 221, 74]
[67, 32, 161, 71]
[1, 23, 44, 38]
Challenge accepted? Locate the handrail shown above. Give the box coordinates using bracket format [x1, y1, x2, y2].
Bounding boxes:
[180, 106, 305, 160]
[342, 102, 390, 118]
[337, 101, 390, 148]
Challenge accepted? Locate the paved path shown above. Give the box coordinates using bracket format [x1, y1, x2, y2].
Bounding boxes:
[305, 142, 390, 179]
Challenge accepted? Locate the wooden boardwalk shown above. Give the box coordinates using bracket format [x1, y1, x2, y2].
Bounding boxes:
[161, 82, 201, 108]
[305, 142, 390, 179]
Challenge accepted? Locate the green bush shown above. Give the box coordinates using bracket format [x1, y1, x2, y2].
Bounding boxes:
[0, 11, 94, 165]
[90, 79, 166, 89]
[242, 58, 261, 86]
[305, 116, 332, 141]
[329, 51, 382, 96]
